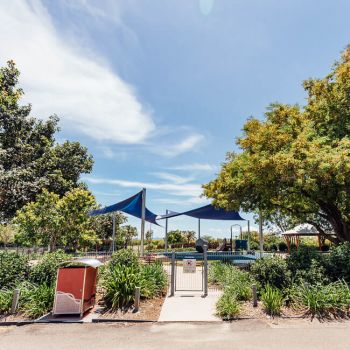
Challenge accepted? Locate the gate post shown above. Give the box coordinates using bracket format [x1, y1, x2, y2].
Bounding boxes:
[170, 251, 175, 296]
[203, 244, 208, 297]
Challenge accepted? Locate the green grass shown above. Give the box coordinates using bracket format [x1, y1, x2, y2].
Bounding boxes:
[209, 262, 253, 301]
[290, 280, 350, 317]
[261, 284, 284, 316]
[0, 289, 13, 314]
[216, 290, 241, 319]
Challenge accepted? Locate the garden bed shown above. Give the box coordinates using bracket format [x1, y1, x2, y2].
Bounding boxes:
[0, 313, 32, 323]
[238, 301, 304, 319]
[97, 295, 165, 321]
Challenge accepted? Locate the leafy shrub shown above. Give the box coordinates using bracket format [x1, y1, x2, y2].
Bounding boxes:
[249, 241, 259, 250]
[216, 290, 240, 319]
[0, 251, 29, 288]
[261, 285, 284, 316]
[263, 243, 277, 252]
[290, 280, 350, 317]
[140, 262, 167, 298]
[294, 259, 329, 285]
[251, 256, 291, 290]
[19, 282, 55, 319]
[323, 243, 350, 282]
[209, 262, 253, 301]
[209, 262, 229, 285]
[109, 249, 140, 270]
[287, 246, 321, 276]
[102, 265, 140, 309]
[30, 251, 69, 286]
[0, 289, 13, 314]
[278, 242, 288, 252]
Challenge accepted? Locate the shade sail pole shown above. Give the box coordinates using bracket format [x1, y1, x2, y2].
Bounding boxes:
[198, 218, 201, 239]
[165, 209, 169, 252]
[247, 220, 251, 251]
[112, 213, 116, 253]
[140, 188, 146, 257]
[259, 210, 264, 257]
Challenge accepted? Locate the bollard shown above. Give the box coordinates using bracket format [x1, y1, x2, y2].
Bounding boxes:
[170, 251, 175, 296]
[11, 289, 20, 314]
[252, 284, 258, 307]
[203, 244, 208, 297]
[134, 287, 141, 312]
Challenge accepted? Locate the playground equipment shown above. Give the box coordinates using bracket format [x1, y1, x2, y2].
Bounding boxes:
[216, 238, 232, 251]
[195, 237, 209, 253]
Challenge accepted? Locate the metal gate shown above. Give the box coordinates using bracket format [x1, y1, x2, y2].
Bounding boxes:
[170, 246, 208, 296]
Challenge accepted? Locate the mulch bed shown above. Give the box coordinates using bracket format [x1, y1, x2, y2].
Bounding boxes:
[0, 314, 32, 323]
[97, 296, 165, 321]
[238, 301, 305, 319]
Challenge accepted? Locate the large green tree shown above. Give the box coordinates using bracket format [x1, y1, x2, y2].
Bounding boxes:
[204, 47, 350, 243]
[0, 61, 93, 219]
[14, 188, 100, 251]
[91, 212, 127, 242]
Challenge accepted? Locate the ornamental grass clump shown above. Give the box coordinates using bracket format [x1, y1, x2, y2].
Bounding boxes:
[103, 265, 140, 309]
[0, 289, 13, 314]
[290, 280, 350, 318]
[18, 282, 55, 319]
[140, 262, 167, 298]
[216, 290, 241, 319]
[101, 249, 167, 310]
[209, 262, 253, 301]
[261, 284, 284, 316]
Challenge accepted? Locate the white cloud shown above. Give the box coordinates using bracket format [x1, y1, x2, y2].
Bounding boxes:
[154, 196, 208, 206]
[150, 134, 204, 157]
[83, 176, 203, 198]
[98, 146, 128, 161]
[62, 0, 123, 23]
[0, 0, 155, 144]
[150, 172, 193, 184]
[166, 163, 217, 172]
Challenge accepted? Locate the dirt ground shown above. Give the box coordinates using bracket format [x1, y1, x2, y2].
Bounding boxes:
[98, 296, 165, 321]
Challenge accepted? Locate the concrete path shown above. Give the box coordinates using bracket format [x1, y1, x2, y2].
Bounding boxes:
[158, 290, 222, 322]
[2, 319, 350, 350]
[159, 265, 221, 322]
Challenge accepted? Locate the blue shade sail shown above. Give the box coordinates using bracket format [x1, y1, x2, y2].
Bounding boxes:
[89, 190, 159, 226]
[157, 204, 245, 221]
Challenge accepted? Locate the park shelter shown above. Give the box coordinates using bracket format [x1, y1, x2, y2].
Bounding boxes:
[89, 189, 158, 255]
[282, 224, 322, 252]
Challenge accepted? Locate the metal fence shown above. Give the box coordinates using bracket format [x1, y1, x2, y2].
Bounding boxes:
[0, 247, 113, 263]
[146, 249, 263, 296]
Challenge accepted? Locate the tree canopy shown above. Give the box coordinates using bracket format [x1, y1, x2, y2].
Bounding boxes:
[203, 47, 350, 243]
[0, 61, 93, 220]
[14, 188, 100, 251]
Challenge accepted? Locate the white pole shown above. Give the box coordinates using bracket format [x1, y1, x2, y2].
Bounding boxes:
[112, 213, 116, 253]
[259, 210, 264, 257]
[198, 218, 201, 239]
[140, 188, 146, 257]
[247, 220, 251, 251]
[165, 209, 169, 252]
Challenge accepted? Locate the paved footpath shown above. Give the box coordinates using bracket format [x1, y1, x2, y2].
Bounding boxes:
[159, 265, 221, 321]
[2, 319, 350, 350]
[158, 290, 222, 322]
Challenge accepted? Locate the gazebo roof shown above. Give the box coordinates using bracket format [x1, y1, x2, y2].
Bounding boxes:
[282, 224, 319, 236]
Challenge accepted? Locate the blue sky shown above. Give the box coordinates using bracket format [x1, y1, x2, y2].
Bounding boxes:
[1, 0, 350, 238]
